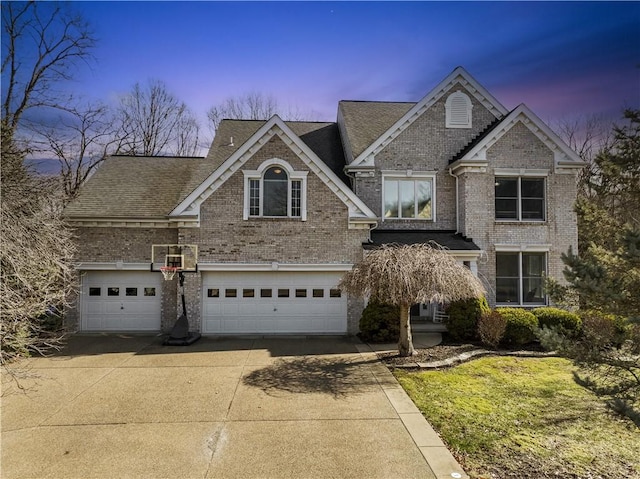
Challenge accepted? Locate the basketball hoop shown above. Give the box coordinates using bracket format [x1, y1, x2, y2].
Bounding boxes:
[160, 266, 179, 281]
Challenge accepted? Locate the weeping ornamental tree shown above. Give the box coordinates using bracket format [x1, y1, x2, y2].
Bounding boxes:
[340, 244, 486, 356]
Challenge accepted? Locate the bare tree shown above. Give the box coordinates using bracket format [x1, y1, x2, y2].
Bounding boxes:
[340, 244, 486, 356]
[1, 124, 75, 368]
[207, 91, 317, 133]
[173, 107, 201, 157]
[116, 79, 200, 156]
[33, 101, 118, 201]
[1, 2, 93, 369]
[553, 114, 614, 204]
[2, 1, 95, 137]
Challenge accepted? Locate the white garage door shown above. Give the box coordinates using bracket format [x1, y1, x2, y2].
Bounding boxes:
[82, 271, 162, 331]
[202, 271, 347, 334]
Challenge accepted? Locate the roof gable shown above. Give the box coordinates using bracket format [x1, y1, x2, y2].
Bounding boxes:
[450, 104, 585, 170]
[346, 67, 509, 169]
[171, 115, 377, 225]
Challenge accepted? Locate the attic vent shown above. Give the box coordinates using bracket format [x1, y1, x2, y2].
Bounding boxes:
[446, 91, 472, 128]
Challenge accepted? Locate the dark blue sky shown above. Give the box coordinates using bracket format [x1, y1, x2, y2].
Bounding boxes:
[21, 1, 640, 140]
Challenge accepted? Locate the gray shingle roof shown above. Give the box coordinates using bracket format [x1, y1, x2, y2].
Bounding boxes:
[65, 119, 349, 220]
[63, 155, 208, 218]
[364, 230, 480, 251]
[206, 119, 348, 183]
[338, 101, 414, 160]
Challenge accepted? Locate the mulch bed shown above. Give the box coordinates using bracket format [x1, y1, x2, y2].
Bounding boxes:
[378, 338, 551, 368]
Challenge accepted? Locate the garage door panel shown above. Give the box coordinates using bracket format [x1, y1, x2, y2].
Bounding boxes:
[237, 303, 264, 315]
[202, 271, 347, 334]
[82, 272, 161, 332]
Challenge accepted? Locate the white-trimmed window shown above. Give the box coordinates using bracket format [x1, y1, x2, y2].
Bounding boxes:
[445, 91, 472, 128]
[496, 250, 547, 305]
[495, 176, 545, 221]
[243, 160, 308, 220]
[382, 172, 435, 220]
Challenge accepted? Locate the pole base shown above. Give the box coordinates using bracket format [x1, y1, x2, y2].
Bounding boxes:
[162, 313, 202, 346]
[163, 332, 201, 346]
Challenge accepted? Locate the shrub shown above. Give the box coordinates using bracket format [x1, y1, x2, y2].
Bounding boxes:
[478, 310, 507, 349]
[536, 325, 569, 352]
[444, 296, 490, 341]
[532, 307, 582, 336]
[496, 308, 539, 346]
[579, 310, 630, 349]
[358, 302, 400, 343]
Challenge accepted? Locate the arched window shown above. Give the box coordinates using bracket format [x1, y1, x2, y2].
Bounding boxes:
[263, 167, 288, 216]
[244, 161, 307, 219]
[445, 91, 472, 128]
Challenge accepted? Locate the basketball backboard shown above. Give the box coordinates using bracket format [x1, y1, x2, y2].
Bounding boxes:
[151, 244, 198, 272]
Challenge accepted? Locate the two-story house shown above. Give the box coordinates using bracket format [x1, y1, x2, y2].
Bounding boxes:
[63, 67, 584, 335]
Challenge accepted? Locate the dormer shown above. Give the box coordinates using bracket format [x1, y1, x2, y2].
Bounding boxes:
[445, 91, 473, 128]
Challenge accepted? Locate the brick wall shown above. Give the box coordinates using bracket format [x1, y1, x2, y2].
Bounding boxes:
[458, 123, 580, 306]
[179, 135, 369, 334]
[73, 227, 177, 263]
[355, 85, 499, 230]
[68, 227, 179, 332]
[181, 136, 368, 264]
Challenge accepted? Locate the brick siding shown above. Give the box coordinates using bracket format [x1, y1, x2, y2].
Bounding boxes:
[355, 86, 499, 231]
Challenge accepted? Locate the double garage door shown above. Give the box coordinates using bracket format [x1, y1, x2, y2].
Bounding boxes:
[81, 271, 162, 331]
[202, 271, 347, 334]
[81, 270, 347, 334]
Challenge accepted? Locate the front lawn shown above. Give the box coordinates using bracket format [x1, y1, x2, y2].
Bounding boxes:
[395, 357, 640, 479]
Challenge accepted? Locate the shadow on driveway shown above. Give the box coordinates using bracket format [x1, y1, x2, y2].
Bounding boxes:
[242, 356, 379, 398]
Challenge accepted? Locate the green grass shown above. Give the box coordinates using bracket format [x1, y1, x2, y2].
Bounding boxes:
[395, 357, 640, 479]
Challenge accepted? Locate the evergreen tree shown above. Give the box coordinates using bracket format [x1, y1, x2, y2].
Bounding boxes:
[563, 109, 640, 318]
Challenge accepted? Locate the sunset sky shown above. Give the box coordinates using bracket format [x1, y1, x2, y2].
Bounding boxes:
[10, 1, 640, 155]
[70, 2, 639, 122]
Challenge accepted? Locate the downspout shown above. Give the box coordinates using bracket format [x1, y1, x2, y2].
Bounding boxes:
[448, 168, 459, 234]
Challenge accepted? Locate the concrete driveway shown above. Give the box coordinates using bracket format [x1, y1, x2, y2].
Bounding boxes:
[2, 334, 467, 479]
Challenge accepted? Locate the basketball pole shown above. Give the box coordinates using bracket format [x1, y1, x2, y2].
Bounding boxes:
[179, 271, 187, 318]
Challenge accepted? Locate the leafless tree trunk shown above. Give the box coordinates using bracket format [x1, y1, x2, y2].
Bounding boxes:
[116, 79, 201, 156]
[398, 303, 414, 356]
[1, 1, 95, 137]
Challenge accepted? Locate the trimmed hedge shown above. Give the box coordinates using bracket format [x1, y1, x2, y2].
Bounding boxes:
[496, 307, 539, 346]
[532, 307, 582, 336]
[445, 296, 490, 341]
[359, 302, 400, 343]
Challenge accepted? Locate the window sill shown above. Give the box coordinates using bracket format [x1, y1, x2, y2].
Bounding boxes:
[495, 303, 547, 308]
[247, 216, 303, 221]
[494, 220, 546, 225]
[382, 218, 434, 222]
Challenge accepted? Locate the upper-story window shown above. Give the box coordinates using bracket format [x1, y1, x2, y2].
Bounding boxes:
[495, 176, 545, 221]
[383, 173, 435, 220]
[445, 91, 472, 129]
[243, 161, 307, 220]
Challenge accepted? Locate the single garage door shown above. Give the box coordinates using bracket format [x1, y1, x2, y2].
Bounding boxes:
[81, 271, 162, 331]
[202, 271, 347, 334]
